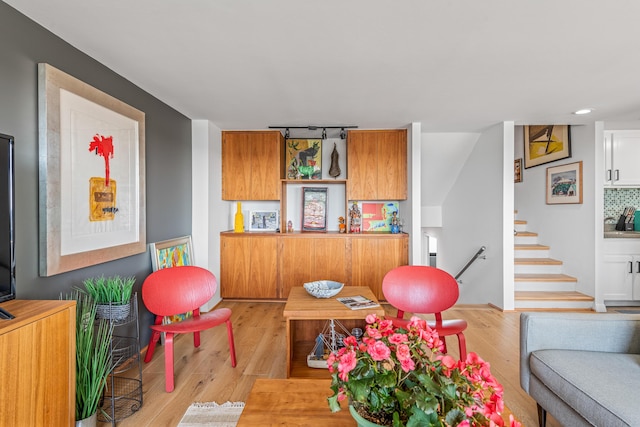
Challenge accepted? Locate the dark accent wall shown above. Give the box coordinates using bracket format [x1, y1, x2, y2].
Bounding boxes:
[0, 3, 192, 342]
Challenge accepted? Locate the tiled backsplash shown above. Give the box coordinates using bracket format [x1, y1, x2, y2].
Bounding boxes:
[604, 188, 640, 220]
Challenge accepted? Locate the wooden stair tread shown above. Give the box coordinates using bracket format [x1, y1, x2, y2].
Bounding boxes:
[514, 273, 577, 282]
[515, 258, 562, 265]
[514, 219, 527, 225]
[515, 291, 594, 301]
[515, 244, 550, 250]
[515, 231, 537, 237]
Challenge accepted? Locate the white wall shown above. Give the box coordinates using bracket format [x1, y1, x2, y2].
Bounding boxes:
[514, 124, 596, 300]
[192, 120, 224, 310]
[438, 123, 507, 306]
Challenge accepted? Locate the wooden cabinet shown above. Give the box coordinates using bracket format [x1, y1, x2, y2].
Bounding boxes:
[604, 130, 640, 186]
[347, 129, 407, 200]
[0, 300, 75, 427]
[280, 236, 349, 298]
[222, 131, 284, 200]
[351, 235, 409, 300]
[220, 233, 408, 300]
[220, 234, 278, 298]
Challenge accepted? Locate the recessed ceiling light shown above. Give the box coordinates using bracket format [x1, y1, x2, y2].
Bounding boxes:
[573, 108, 593, 115]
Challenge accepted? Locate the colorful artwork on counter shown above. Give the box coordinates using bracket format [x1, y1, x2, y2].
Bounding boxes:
[362, 202, 399, 232]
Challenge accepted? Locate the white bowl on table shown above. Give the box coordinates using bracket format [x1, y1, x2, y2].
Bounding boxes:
[303, 280, 344, 298]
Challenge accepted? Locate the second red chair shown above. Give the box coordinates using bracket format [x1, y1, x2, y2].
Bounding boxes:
[382, 265, 467, 360]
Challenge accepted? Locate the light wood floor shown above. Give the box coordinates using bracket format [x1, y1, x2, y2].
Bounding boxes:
[100, 301, 562, 427]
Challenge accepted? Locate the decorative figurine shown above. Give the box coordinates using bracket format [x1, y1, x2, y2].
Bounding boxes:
[287, 220, 293, 233]
[390, 211, 400, 234]
[338, 216, 346, 233]
[349, 201, 361, 233]
[329, 142, 341, 178]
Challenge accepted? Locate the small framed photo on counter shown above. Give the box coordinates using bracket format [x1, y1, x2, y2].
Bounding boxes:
[249, 210, 279, 232]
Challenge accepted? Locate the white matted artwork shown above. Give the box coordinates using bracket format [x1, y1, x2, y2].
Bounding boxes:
[38, 63, 146, 276]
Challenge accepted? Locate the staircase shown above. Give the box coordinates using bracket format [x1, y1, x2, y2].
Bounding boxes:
[514, 215, 594, 310]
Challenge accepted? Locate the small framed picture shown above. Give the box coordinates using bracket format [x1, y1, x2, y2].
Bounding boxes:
[302, 187, 328, 232]
[514, 158, 523, 183]
[546, 161, 583, 205]
[249, 210, 279, 231]
[285, 138, 322, 179]
[149, 235, 194, 271]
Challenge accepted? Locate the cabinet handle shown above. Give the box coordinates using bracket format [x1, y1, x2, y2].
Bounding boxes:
[615, 169, 620, 182]
[607, 169, 612, 181]
[629, 261, 633, 274]
[637, 261, 640, 274]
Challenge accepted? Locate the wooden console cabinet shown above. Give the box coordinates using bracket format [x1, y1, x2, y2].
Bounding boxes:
[0, 300, 76, 427]
[220, 232, 408, 300]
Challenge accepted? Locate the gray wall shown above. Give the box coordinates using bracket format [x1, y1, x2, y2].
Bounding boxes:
[0, 2, 192, 343]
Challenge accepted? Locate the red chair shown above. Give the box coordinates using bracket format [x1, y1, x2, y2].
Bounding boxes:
[142, 265, 237, 392]
[382, 265, 467, 360]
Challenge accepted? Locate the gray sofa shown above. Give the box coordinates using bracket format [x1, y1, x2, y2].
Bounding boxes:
[520, 312, 640, 427]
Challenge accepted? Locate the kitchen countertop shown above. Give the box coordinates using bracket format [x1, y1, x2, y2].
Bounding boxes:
[604, 230, 640, 238]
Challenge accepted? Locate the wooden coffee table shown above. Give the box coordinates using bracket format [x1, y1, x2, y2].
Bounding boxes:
[237, 378, 517, 426]
[283, 286, 385, 378]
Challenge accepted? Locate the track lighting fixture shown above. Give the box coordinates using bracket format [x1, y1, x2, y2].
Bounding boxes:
[269, 125, 357, 139]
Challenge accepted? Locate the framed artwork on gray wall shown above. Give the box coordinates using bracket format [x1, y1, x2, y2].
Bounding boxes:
[38, 63, 146, 276]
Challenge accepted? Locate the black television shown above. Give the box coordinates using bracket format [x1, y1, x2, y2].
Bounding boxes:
[0, 133, 15, 304]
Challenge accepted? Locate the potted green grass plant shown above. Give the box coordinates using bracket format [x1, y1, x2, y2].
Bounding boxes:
[64, 290, 113, 426]
[82, 275, 135, 321]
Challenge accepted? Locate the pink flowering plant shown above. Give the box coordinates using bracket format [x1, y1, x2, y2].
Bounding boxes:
[327, 314, 520, 427]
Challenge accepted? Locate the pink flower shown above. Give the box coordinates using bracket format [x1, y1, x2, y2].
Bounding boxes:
[337, 349, 357, 380]
[400, 357, 415, 372]
[343, 335, 357, 347]
[366, 325, 383, 339]
[388, 333, 408, 344]
[396, 343, 411, 361]
[365, 313, 379, 324]
[408, 316, 427, 330]
[379, 319, 394, 334]
[367, 340, 391, 361]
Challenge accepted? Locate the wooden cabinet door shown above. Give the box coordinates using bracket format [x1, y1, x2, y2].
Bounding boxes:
[312, 238, 349, 285]
[280, 238, 314, 298]
[347, 129, 407, 200]
[222, 132, 252, 200]
[249, 236, 279, 298]
[377, 130, 407, 200]
[249, 132, 283, 200]
[351, 236, 408, 300]
[221, 235, 278, 299]
[351, 238, 381, 296]
[220, 235, 251, 298]
[347, 131, 378, 200]
[222, 131, 283, 200]
[280, 237, 349, 298]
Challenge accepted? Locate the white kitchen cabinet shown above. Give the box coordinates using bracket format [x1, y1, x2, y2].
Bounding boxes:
[601, 254, 635, 300]
[604, 130, 640, 186]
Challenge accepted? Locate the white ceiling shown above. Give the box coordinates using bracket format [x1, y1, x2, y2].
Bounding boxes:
[6, 0, 640, 132]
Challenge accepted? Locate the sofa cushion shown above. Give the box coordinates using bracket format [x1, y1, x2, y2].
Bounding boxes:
[530, 349, 640, 426]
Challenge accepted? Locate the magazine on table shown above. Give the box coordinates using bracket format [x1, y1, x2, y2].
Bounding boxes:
[336, 295, 380, 310]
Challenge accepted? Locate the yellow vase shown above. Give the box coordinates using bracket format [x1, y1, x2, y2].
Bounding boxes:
[234, 202, 244, 233]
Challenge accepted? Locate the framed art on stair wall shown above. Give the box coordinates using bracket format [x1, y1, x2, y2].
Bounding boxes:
[546, 161, 583, 205]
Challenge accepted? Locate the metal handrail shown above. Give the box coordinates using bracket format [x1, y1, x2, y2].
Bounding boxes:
[454, 246, 486, 281]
